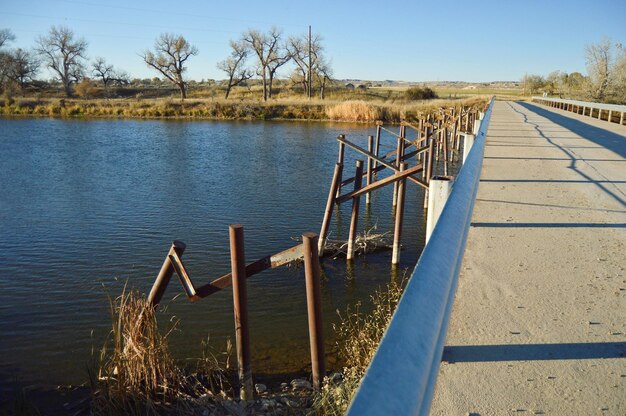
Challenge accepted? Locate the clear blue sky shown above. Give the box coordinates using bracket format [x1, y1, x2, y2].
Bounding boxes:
[2, 0, 625, 82]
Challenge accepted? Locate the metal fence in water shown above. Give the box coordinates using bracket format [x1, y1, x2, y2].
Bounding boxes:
[347, 97, 495, 415]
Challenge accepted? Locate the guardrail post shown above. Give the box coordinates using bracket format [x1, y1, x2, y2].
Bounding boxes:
[472, 117, 482, 135]
[598, 108, 602, 120]
[302, 232, 325, 389]
[148, 240, 186, 306]
[318, 162, 343, 256]
[462, 133, 475, 164]
[425, 176, 454, 244]
[478, 111, 485, 120]
[392, 163, 408, 265]
[229, 224, 253, 401]
[621, 111, 624, 125]
[366, 135, 374, 205]
[608, 110, 612, 123]
[347, 160, 364, 261]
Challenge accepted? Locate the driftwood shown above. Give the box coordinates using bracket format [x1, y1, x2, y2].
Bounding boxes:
[321, 227, 393, 259]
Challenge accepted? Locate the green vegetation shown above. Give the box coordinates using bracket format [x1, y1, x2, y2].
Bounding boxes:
[405, 86, 437, 100]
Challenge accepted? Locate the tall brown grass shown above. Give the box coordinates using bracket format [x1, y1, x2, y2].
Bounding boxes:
[325, 100, 381, 122]
[0, 96, 488, 123]
[92, 287, 194, 415]
[313, 277, 406, 415]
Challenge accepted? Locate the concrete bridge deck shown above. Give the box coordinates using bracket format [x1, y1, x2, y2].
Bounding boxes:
[431, 101, 626, 415]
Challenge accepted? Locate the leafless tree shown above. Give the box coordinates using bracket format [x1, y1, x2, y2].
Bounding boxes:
[92, 57, 129, 94]
[0, 28, 16, 87]
[266, 43, 290, 98]
[7, 48, 40, 88]
[585, 38, 612, 100]
[315, 56, 333, 99]
[141, 33, 197, 99]
[36, 26, 88, 97]
[287, 32, 330, 99]
[0, 28, 15, 49]
[217, 40, 252, 99]
[242, 27, 282, 101]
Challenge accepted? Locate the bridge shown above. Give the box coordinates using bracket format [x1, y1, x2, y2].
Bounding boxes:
[349, 98, 626, 415]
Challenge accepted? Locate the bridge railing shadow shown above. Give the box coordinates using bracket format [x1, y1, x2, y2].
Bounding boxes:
[443, 342, 626, 363]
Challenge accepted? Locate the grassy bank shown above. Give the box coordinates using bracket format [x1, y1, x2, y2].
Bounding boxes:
[0, 96, 488, 123]
[86, 278, 406, 415]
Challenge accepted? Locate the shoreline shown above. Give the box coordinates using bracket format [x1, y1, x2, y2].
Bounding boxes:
[0, 96, 487, 124]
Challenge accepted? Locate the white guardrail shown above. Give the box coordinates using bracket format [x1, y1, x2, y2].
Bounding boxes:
[346, 97, 495, 415]
[532, 96, 626, 125]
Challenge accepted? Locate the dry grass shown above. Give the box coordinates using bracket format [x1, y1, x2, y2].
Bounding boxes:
[92, 287, 181, 414]
[91, 286, 223, 415]
[325, 100, 381, 122]
[312, 277, 406, 414]
[0, 95, 488, 123]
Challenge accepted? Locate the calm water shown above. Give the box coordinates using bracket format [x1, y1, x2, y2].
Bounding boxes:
[0, 117, 445, 385]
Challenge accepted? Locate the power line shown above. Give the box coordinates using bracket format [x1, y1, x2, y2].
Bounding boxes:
[49, 0, 307, 29]
[3, 12, 241, 36]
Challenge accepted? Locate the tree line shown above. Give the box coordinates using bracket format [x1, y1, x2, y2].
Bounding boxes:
[0, 25, 332, 101]
[522, 38, 626, 104]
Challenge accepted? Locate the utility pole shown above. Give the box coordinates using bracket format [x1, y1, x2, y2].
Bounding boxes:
[308, 25, 312, 100]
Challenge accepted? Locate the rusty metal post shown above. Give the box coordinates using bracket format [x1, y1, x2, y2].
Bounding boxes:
[392, 125, 405, 208]
[373, 123, 382, 172]
[442, 126, 449, 176]
[347, 160, 364, 261]
[336, 137, 345, 199]
[366, 135, 374, 205]
[302, 232, 325, 389]
[148, 240, 186, 306]
[423, 138, 435, 209]
[392, 163, 407, 265]
[229, 224, 253, 401]
[318, 162, 343, 256]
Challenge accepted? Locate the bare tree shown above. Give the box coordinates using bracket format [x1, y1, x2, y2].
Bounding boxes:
[92, 57, 128, 95]
[141, 33, 197, 99]
[0, 28, 15, 49]
[0, 28, 16, 87]
[266, 43, 290, 98]
[36, 26, 88, 97]
[7, 48, 40, 88]
[242, 27, 282, 101]
[217, 40, 252, 99]
[315, 56, 333, 99]
[585, 38, 612, 100]
[287, 32, 326, 98]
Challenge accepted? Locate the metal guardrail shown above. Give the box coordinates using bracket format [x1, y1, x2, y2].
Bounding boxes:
[532, 96, 626, 125]
[347, 97, 495, 416]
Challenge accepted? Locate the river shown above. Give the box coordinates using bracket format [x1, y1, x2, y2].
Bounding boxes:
[0, 118, 445, 385]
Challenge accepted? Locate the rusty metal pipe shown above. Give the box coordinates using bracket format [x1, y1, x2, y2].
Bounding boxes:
[303, 232, 325, 389]
[229, 224, 253, 400]
[148, 240, 186, 306]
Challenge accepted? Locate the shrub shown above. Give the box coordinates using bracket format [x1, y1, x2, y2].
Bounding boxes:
[75, 79, 98, 99]
[405, 86, 438, 100]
